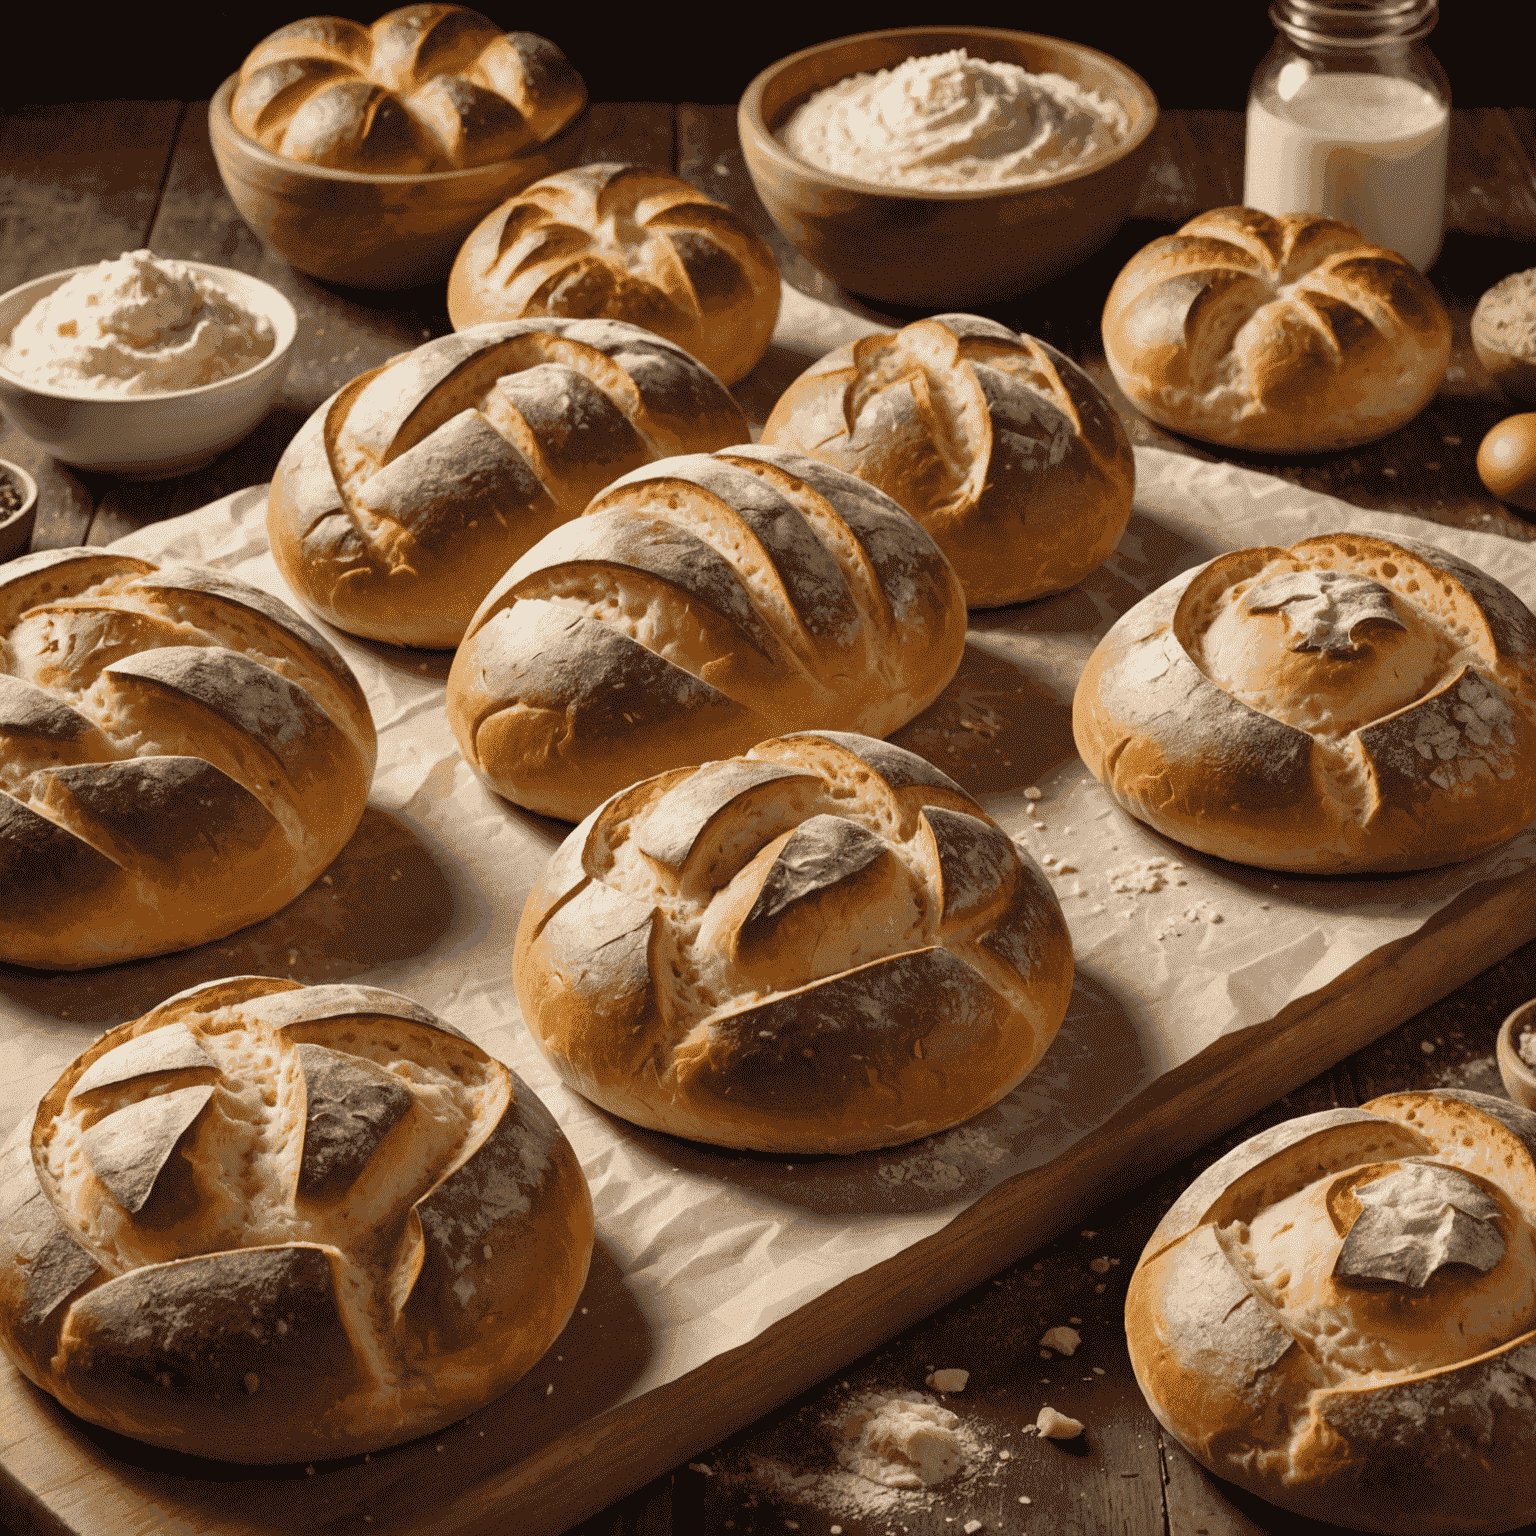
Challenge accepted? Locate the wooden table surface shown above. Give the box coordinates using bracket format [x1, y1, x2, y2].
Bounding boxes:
[3, 99, 1536, 1536]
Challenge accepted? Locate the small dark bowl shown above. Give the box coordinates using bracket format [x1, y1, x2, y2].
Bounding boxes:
[0, 458, 39, 563]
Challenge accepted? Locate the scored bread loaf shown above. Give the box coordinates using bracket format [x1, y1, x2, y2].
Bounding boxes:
[1127, 1090, 1536, 1535]
[230, 5, 586, 173]
[0, 549, 376, 969]
[1072, 532, 1536, 873]
[445, 443, 968, 821]
[266, 318, 750, 648]
[0, 977, 593, 1463]
[514, 730, 1074, 1153]
[760, 313, 1134, 608]
[448, 162, 782, 385]
[1101, 207, 1452, 452]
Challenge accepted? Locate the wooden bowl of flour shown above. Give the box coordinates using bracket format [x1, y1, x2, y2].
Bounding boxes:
[738, 26, 1158, 307]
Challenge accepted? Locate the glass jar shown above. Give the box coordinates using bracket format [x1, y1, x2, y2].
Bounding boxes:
[1243, 0, 1451, 271]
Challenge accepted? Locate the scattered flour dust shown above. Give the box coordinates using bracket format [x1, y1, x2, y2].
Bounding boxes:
[875, 1123, 1010, 1193]
[1107, 857, 1185, 894]
[713, 1386, 999, 1524]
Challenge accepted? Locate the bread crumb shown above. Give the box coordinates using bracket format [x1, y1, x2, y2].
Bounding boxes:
[1024, 787, 1042, 800]
[1089, 1256, 1110, 1273]
[1040, 1326, 1081, 1356]
[964, 1521, 984, 1533]
[926, 1368, 969, 1393]
[546, 1384, 554, 1395]
[1035, 1407, 1084, 1439]
[1421, 1040, 1436, 1054]
[690, 1464, 714, 1475]
[243, 1373, 259, 1394]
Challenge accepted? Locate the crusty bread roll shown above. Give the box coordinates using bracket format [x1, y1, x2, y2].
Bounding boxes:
[1101, 207, 1452, 452]
[1127, 1090, 1536, 1535]
[514, 730, 1073, 1153]
[0, 977, 593, 1463]
[448, 162, 782, 386]
[267, 318, 750, 649]
[230, 5, 585, 173]
[0, 549, 376, 969]
[760, 313, 1134, 609]
[446, 444, 968, 821]
[1072, 532, 1536, 873]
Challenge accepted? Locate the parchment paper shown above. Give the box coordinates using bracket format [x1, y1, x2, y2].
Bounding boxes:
[1, 445, 1533, 1430]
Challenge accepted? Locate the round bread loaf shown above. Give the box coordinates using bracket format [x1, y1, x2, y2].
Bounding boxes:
[0, 549, 377, 969]
[514, 730, 1073, 1153]
[1101, 207, 1451, 453]
[445, 444, 968, 821]
[1127, 1090, 1536, 1534]
[448, 162, 782, 385]
[230, 5, 585, 173]
[0, 977, 593, 1463]
[266, 318, 750, 648]
[1072, 532, 1536, 873]
[760, 313, 1134, 609]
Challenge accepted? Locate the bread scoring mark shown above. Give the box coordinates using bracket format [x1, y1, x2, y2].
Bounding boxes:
[1244, 570, 1407, 654]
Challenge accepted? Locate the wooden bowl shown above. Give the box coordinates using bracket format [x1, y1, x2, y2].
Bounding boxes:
[738, 27, 1158, 308]
[208, 76, 589, 290]
[1497, 998, 1536, 1111]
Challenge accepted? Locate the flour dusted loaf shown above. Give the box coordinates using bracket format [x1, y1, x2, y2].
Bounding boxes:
[0, 549, 376, 969]
[267, 318, 749, 648]
[760, 313, 1134, 608]
[446, 444, 968, 821]
[514, 731, 1073, 1153]
[1101, 208, 1451, 452]
[1072, 532, 1536, 873]
[0, 977, 593, 1462]
[230, 5, 585, 173]
[1127, 1090, 1536, 1534]
[448, 163, 782, 385]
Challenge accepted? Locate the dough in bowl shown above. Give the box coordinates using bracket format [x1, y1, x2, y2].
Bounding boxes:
[0, 548, 376, 969]
[514, 730, 1074, 1153]
[448, 162, 782, 385]
[266, 318, 749, 648]
[1127, 1090, 1536, 1535]
[1072, 532, 1536, 872]
[0, 977, 593, 1463]
[760, 312, 1134, 608]
[1101, 207, 1451, 452]
[446, 444, 968, 821]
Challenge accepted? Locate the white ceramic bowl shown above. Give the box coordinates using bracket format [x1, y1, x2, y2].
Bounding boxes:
[1497, 997, 1536, 1112]
[0, 262, 298, 480]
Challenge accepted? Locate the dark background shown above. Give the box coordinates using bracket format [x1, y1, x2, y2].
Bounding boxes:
[9, 3, 1508, 110]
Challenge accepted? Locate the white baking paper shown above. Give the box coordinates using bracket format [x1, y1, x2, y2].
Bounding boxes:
[1, 446, 1533, 1431]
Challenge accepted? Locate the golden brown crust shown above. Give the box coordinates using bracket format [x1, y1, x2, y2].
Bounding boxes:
[760, 312, 1134, 608]
[266, 318, 750, 648]
[1102, 208, 1452, 452]
[1127, 1091, 1536, 1535]
[0, 550, 377, 969]
[230, 6, 586, 173]
[513, 730, 1074, 1153]
[445, 445, 969, 821]
[448, 163, 782, 385]
[1072, 532, 1536, 872]
[0, 978, 593, 1463]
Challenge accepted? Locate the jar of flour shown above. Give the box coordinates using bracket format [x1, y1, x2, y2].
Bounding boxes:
[1244, 0, 1450, 271]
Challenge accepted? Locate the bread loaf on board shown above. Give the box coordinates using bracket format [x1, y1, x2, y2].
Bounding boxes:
[760, 313, 1134, 608]
[1127, 1090, 1536, 1534]
[445, 444, 968, 821]
[266, 318, 750, 648]
[1101, 208, 1451, 452]
[1072, 532, 1536, 873]
[0, 977, 593, 1463]
[230, 5, 586, 173]
[0, 549, 376, 969]
[448, 162, 782, 385]
[513, 731, 1073, 1153]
